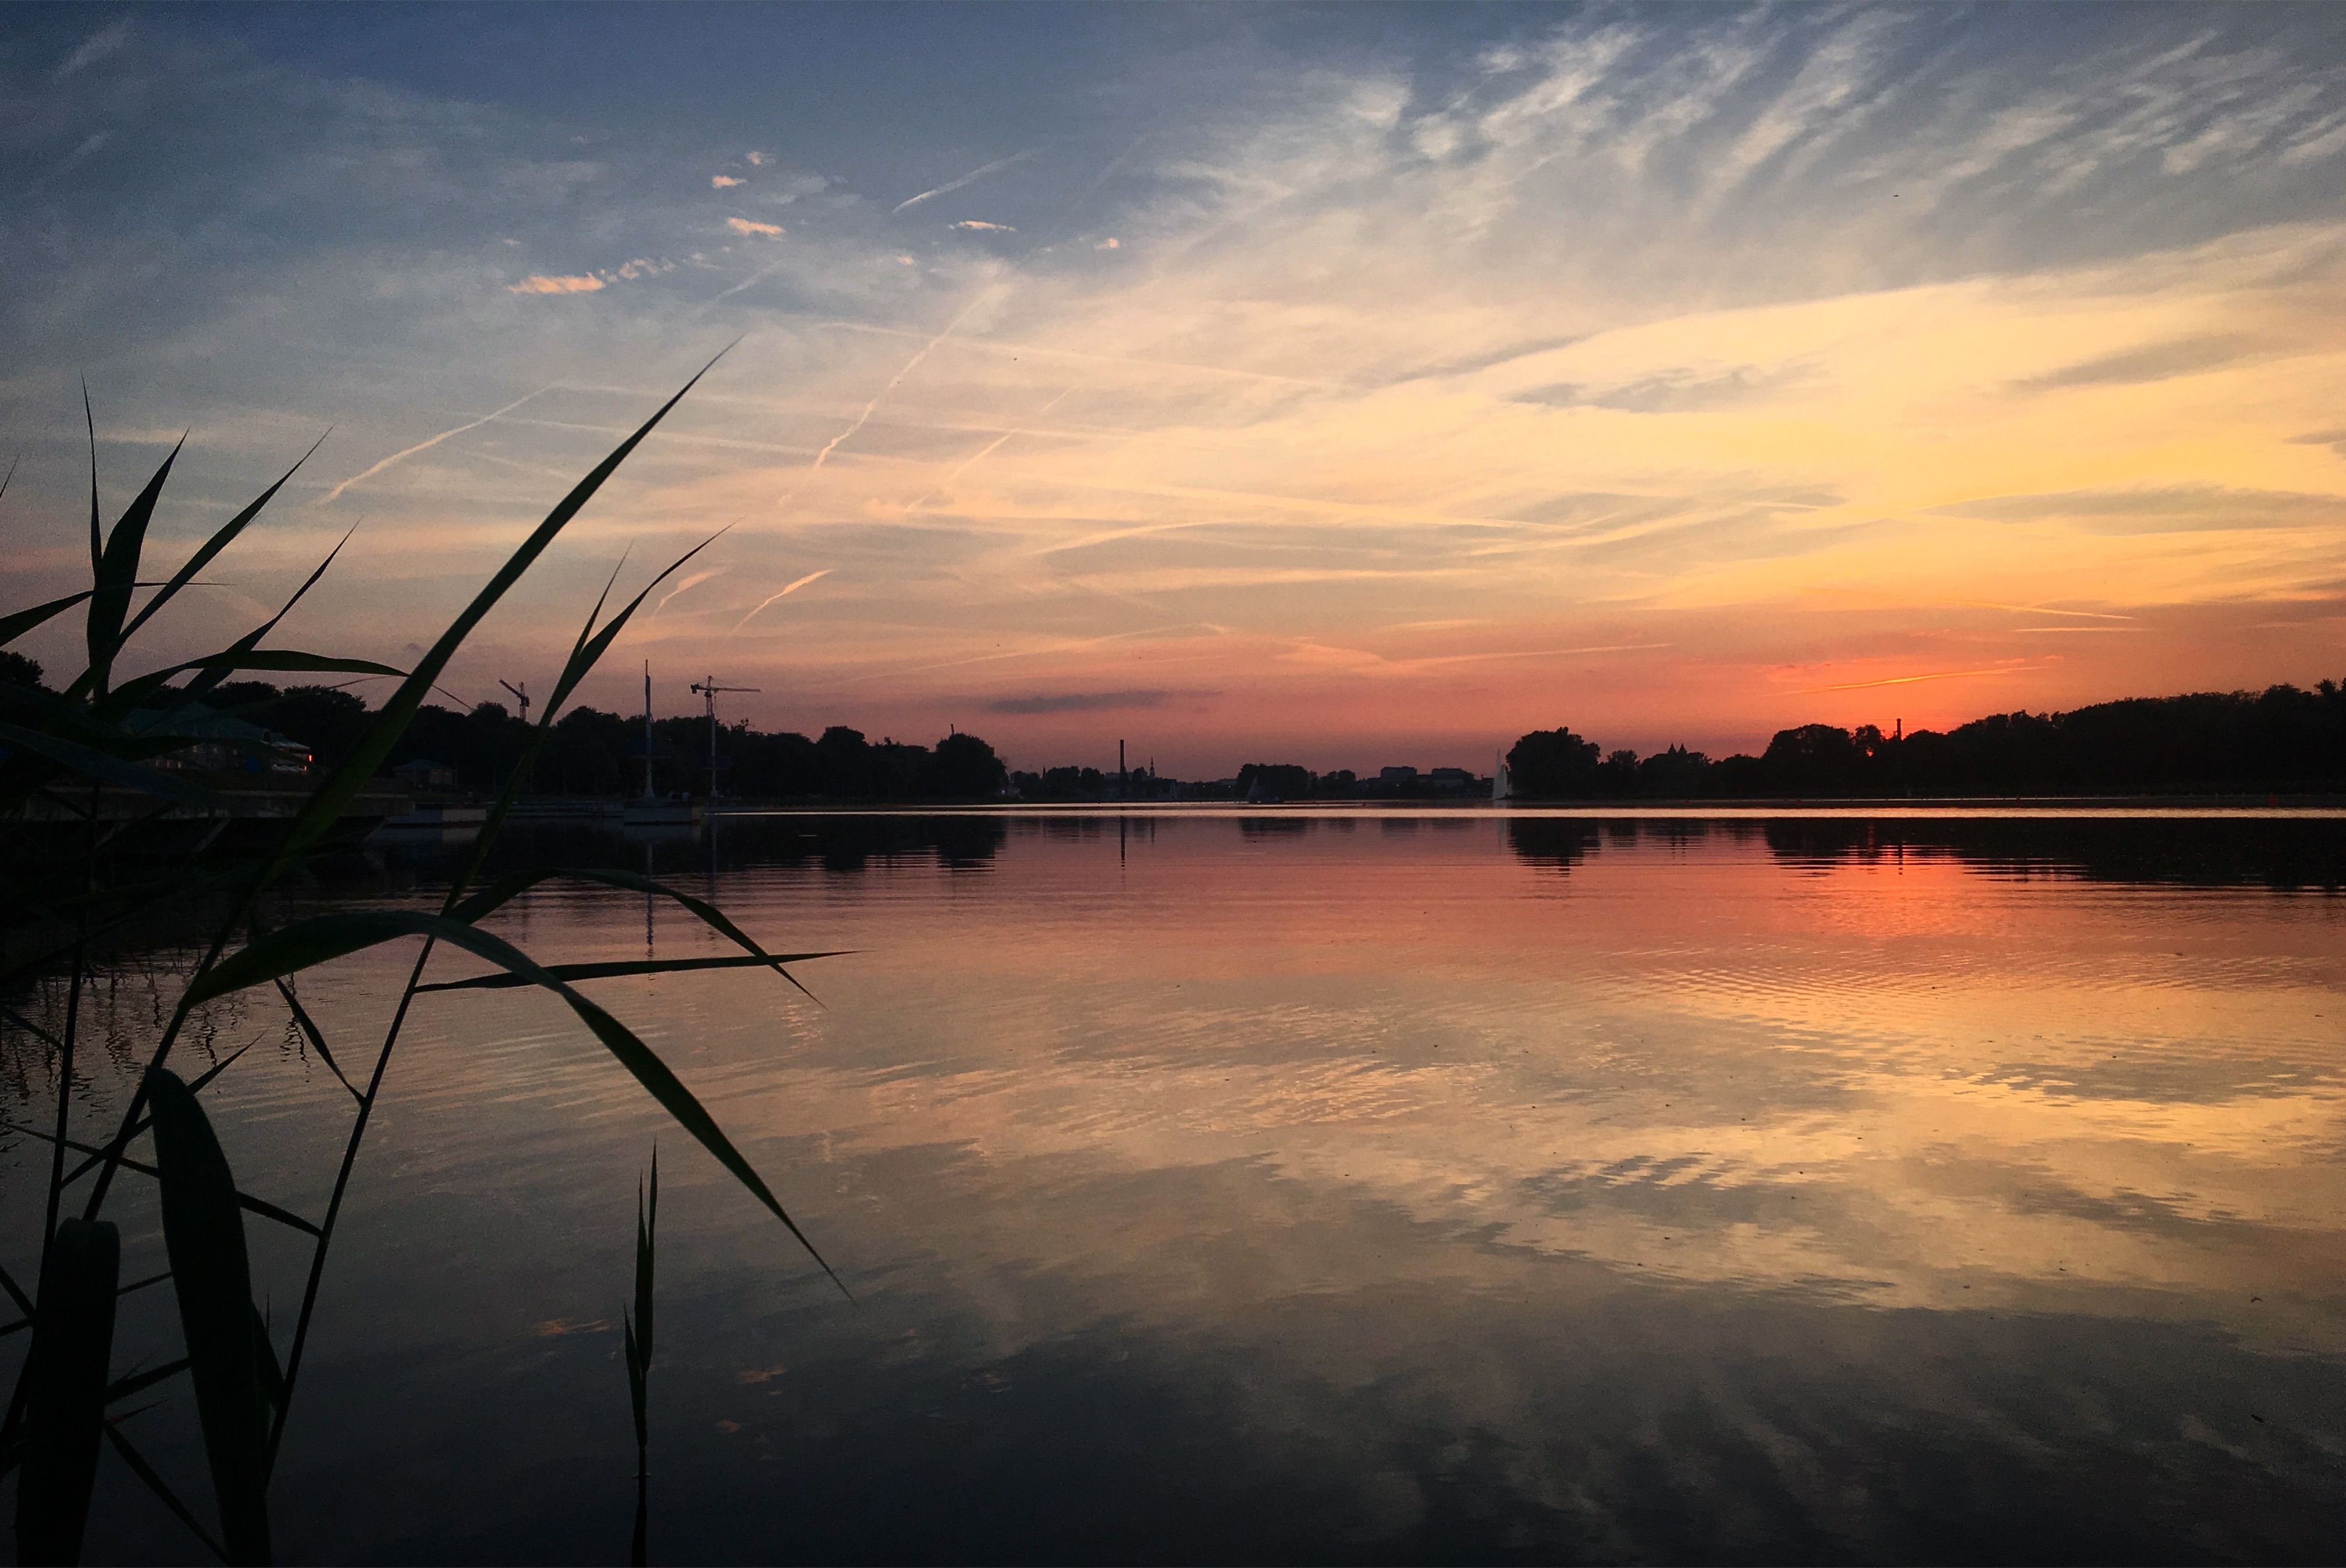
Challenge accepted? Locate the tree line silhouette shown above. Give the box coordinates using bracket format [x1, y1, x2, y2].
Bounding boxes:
[1509, 679, 2346, 799]
[16, 651, 2337, 802]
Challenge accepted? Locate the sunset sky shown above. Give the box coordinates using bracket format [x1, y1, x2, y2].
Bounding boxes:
[4, 3, 2344, 776]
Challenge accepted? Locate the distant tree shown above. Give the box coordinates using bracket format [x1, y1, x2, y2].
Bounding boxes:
[1637, 744, 1709, 797]
[0, 650, 47, 691]
[265, 685, 372, 770]
[1313, 768, 1357, 796]
[921, 731, 1007, 798]
[544, 706, 632, 794]
[1037, 765, 1087, 800]
[1506, 728, 1600, 798]
[1235, 762, 1313, 799]
[815, 726, 874, 795]
[1594, 748, 1641, 796]
[1759, 724, 1864, 795]
[1708, 753, 1765, 796]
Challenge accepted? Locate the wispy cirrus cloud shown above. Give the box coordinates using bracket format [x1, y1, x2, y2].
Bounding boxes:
[5, 5, 2345, 769]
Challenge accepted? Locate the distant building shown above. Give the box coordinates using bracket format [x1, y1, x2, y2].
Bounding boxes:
[392, 758, 458, 790]
[1428, 767, 1475, 792]
[1378, 765, 1419, 784]
[133, 707, 311, 776]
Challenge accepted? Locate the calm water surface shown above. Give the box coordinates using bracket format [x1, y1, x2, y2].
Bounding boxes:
[6, 810, 2345, 1563]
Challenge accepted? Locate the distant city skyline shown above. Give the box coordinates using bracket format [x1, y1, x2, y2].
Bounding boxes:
[3, 3, 2343, 777]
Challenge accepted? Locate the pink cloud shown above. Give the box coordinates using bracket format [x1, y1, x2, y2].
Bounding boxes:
[1094, 236, 1121, 250]
[712, 174, 744, 188]
[726, 218, 784, 236]
[508, 274, 604, 294]
[951, 219, 1016, 232]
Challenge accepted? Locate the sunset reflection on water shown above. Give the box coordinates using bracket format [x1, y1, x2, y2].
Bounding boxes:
[8, 810, 2344, 1562]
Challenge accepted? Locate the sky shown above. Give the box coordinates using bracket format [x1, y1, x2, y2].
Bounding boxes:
[3, 2, 2344, 777]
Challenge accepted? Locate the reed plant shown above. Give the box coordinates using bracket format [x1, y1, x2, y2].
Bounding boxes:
[0, 359, 841, 1564]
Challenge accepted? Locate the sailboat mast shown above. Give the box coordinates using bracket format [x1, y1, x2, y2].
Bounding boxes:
[642, 662, 655, 801]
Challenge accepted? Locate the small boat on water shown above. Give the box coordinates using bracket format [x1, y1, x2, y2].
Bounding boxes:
[623, 797, 702, 827]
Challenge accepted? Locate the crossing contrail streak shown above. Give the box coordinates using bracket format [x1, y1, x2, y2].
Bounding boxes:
[653, 566, 726, 614]
[892, 150, 1034, 215]
[321, 389, 545, 503]
[779, 287, 1003, 506]
[733, 568, 832, 631]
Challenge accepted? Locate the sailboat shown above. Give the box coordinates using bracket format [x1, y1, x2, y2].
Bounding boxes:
[623, 662, 702, 827]
[1491, 746, 1513, 806]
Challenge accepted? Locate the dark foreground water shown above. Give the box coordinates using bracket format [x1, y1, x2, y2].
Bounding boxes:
[5, 809, 2345, 1564]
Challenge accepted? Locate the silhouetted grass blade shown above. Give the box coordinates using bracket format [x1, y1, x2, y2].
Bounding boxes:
[166, 528, 362, 714]
[0, 590, 97, 650]
[106, 651, 403, 726]
[249, 354, 726, 888]
[83, 438, 184, 697]
[439, 532, 725, 912]
[120, 435, 326, 645]
[271, 980, 358, 1102]
[637, 1151, 656, 1397]
[6, 1123, 320, 1238]
[12, 1218, 119, 1565]
[146, 1068, 272, 1565]
[414, 954, 846, 993]
[186, 911, 846, 1295]
[452, 868, 829, 1002]
[101, 1418, 227, 1563]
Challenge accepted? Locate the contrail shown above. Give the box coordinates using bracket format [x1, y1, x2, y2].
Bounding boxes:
[321, 389, 545, 503]
[653, 566, 726, 614]
[893, 150, 1035, 215]
[1796, 666, 2027, 694]
[715, 255, 792, 303]
[733, 568, 832, 631]
[779, 286, 1004, 505]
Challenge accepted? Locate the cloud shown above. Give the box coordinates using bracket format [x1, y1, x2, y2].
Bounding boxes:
[745, 151, 770, 166]
[1517, 363, 1818, 413]
[2010, 335, 2262, 392]
[951, 219, 1016, 232]
[1933, 485, 2345, 532]
[55, 19, 130, 79]
[726, 218, 783, 236]
[711, 175, 744, 188]
[2284, 428, 2346, 457]
[892, 150, 1035, 214]
[508, 273, 604, 294]
[1094, 237, 1121, 250]
[986, 689, 1185, 714]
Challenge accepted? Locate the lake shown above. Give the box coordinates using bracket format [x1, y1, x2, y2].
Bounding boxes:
[6, 809, 2345, 1563]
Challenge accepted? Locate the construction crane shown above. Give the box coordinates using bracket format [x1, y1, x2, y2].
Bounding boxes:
[689, 675, 759, 798]
[497, 679, 530, 726]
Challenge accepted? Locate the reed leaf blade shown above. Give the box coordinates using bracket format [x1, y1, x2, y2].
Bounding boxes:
[84, 439, 184, 694]
[244, 355, 724, 889]
[185, 911, 843, 1292]
[415, 953, 845, 993]
[146, 1068, 272, 1566]
[12, 1218, 120, 1566]
[121, 437, 324, 644]
[0, 590, 97, 650]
